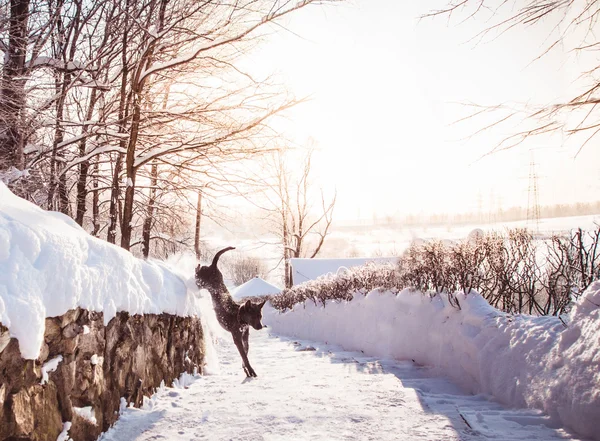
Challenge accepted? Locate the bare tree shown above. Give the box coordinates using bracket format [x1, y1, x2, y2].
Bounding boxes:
[0, 0, 32, 172]
[426, 1, 600, 154]
[0, 0, 342, 260]
[224, 252, 269, 286]
[263, 148, 336, 288]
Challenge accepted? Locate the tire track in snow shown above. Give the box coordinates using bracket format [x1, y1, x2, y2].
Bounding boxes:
[99, 331, 585, 441]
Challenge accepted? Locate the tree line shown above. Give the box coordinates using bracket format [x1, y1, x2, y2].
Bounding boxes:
[0, 0, 338, 259]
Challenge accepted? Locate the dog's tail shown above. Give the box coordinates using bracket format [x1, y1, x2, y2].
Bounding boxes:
[211, 246, 235, 268]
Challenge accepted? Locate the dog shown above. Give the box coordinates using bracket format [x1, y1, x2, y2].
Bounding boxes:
[195, 246, 266, 377]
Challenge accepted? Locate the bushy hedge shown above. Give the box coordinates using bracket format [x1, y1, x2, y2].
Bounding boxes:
[268, 262, 401, 311]
[269, 225, 600, 316]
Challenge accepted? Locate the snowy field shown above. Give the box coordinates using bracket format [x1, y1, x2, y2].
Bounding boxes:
[98, 331, 585, 441]
[324, 214, 600, 258]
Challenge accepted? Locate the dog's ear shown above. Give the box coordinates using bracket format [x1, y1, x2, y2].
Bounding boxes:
[238, 300, 250, 315]
[259, 299, 267, 309]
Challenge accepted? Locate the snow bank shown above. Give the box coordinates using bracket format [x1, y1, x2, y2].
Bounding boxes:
[0, 183, 202, 359]
[264, 284, 600, 440]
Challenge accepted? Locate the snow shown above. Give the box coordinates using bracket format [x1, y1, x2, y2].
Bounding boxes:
[0, 166, 29, 185]
[73, 406, 97, 425]
[290, 257, 398, 285]
[172, 371, 200, 389]
[2, 178, 598, 440]
[41, 355, 63, 385]
[327, 214, 600, 258]
[231, 276, 281, 300]
[0, 183, 204, 359]
[98, 331, 584, 441]
[25, 56, 87, 71]
[263, 284, 600, 440]
[56, 421, 72, 441]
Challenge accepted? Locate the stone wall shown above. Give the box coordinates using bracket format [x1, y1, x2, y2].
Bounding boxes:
[0, 309, 205, 441]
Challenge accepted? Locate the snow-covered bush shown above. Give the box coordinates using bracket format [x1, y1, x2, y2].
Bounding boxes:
[269, 262, 400, 311]
[270, 226, 600, 316]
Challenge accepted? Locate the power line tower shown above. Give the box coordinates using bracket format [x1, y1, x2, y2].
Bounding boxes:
[526, 154, 541, 233]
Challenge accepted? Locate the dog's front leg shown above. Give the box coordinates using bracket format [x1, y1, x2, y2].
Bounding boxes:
[242, 327, 249, 355]
[232, 331, 257, 377]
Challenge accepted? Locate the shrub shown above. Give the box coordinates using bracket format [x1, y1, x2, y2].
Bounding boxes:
[270, 224, 600, 317]
[224, 252, 269, 286]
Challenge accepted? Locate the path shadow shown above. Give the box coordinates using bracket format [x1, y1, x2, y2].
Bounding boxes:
[270, 333, 589, 441]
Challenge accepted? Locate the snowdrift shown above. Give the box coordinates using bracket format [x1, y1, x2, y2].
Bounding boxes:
[0, 183, 202, 359]
[264, 284, 600, 440]
[232, 277, 281, 300]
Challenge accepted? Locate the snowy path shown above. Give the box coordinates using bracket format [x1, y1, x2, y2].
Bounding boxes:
[99, 331, 584, 441]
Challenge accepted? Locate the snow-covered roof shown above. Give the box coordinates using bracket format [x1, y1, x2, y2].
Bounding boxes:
[0, 183, 201, 360]
[232, 277, 281, 300]
[290, 257, 398, 286]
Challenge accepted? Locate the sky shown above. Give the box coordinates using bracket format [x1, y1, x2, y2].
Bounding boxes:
[242, 0, 600, 221]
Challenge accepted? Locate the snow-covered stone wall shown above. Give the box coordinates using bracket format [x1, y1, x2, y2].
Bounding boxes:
[264, 284, 600, 441]
[0, 182, 202, 361]
[0, 308, 204, 441]
[0, 183, 210, 440]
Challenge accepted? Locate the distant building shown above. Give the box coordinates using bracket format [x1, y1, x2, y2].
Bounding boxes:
[231, 276, 282, 300]
[289, 257, 398, 286]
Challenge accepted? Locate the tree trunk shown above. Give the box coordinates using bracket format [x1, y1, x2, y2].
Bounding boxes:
[194, 189, 203, 260]
[283, 207, 290, 289]
[108, 12, 131, 244]
[48, 68, 70, 212]
[120, 95, 141, 251]
[75, 87, 99, 225]
[0, 0, 30, 171]
[91, 158, 100, 236]
[107, 152, 123, 244]
[120, 0, 167, 251]
[142, 161, 158, 259]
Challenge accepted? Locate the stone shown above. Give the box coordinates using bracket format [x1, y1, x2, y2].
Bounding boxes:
[44, 318, 62, 345]
[0, 308, 205, 441]
[38, 341, 49, 362]
[59, 309, 81, 328]
[0, 322, 10, 354]
[11, 389, 34, 435]
[62, 322, 83, 339]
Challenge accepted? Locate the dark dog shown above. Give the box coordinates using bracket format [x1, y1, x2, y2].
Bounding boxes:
[195, 247, 266, 377]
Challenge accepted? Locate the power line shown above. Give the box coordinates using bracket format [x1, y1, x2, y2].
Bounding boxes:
[526, 153, 541, 233]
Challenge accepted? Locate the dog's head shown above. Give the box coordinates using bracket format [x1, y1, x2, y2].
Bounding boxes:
[238, 299, 267, 330]
[195, 246, 235, 290]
